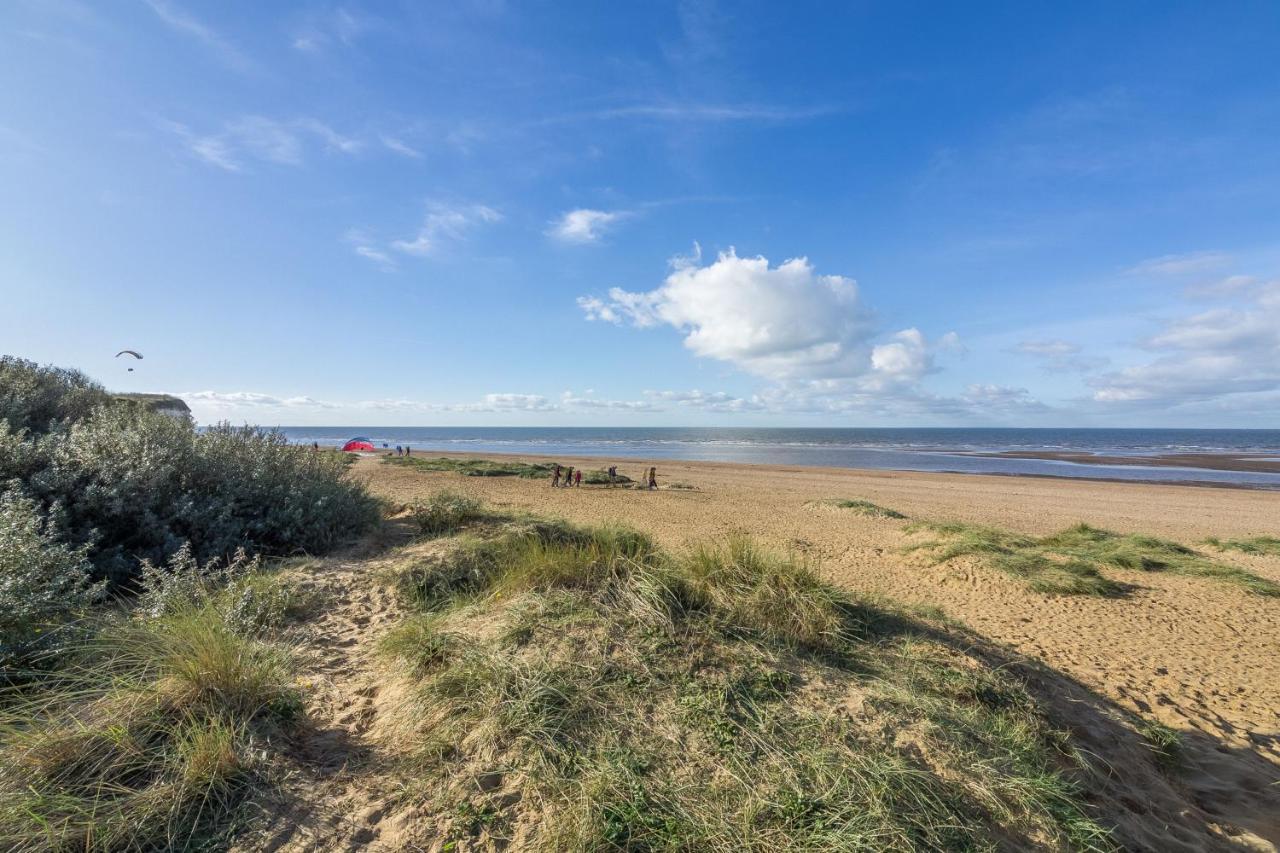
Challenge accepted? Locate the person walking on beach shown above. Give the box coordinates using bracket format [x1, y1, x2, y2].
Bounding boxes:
[648, 466, 657, 490]
[564, 466, 574, 487]
[552, 465, 562, 488]
[574, 469, 582, 487]
[607, 465, 617, 486]
[405, 445, 411, 456]
[395, 445, 402, 456]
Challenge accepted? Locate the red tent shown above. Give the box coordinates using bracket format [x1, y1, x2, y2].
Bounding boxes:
[342, 437, 376, 452]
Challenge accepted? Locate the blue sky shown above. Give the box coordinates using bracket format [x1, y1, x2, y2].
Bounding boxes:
[4, 1, 1280, 427]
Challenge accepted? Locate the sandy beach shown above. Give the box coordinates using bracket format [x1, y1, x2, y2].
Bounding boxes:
[357, 451, 1280, 846]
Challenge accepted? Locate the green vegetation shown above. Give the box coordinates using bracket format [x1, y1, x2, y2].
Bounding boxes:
[379, 516, 1114, 851]
[907, 521, 1280, 597]
[1134, 719, 1182, 774]
[388, 455, 558, 478]
[0, 356, 376, 601]
[1204, 535, 1280, 556]
[580, 468, 633, 485]
[409, 490, 487, 538]
[0, 549, 303, 851]
[813, 498, 908, 519]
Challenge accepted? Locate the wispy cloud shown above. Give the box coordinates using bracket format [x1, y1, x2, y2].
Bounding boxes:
[1125, 250, 1231, 277]
[142, 0, 253, 72]
[391, 202, 502, 257]
[344, 229, 397, 271]
[536, 102, 839, 126]
[290, 7, 380, 53]
[380, 136, 422, 158]
[162, 116, 362, 171]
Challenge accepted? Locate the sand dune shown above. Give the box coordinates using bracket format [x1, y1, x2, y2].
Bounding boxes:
[358, 453, 1280, 849]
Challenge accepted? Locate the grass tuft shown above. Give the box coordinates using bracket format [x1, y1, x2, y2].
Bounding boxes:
[814, 498, 908, 519]
[1203, 535, 1280, 556]
[1135, 718, 1182, 774]
[907, 521, 1279, 596]
[408, 490, 486, 538]
[0, 564, 299, 851]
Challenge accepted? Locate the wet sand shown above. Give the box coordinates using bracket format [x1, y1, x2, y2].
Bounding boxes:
[971, 449, 1280, 474]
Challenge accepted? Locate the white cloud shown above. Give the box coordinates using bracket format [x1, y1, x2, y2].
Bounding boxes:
[164, 116, 362, 171]
[1090, 276, 1280, 405]
[580, 247, 878, 380]
[645, 389, 767, 413]
[1015, 338, 1107, 373]
[182, 391, 339, 409]
[380, 136, 422, 158]
[548, 209, 624, 244]
[392, 203, 502, 256]
[1016, 339, 1079, 357]
[1126, 250, 1231, 277]
[560, 392, 659, 411]
[344, 229, 396, 271]
[290, 7, 378, 53]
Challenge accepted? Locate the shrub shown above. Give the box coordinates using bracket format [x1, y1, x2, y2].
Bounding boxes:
[0, 493, 104, 669]
[10, 405, 380, 586]
[0, 356, 110, 436]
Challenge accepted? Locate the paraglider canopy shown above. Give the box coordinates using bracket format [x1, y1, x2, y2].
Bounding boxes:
[116, 350, 143, 372]
[342, 437, 376, 452]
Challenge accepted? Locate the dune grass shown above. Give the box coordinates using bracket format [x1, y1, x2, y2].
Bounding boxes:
[1203, 535, 1280, 556]
[408, 489, 487, 538]
[387, 456, 558, 479]
[813, 498, 908, 519]
[0, 560, 302, 851]
[378, 517, 1114, 851]
[907, 521, 1280, 597]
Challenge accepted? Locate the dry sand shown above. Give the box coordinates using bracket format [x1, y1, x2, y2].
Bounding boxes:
[355, 452, 1280, 849]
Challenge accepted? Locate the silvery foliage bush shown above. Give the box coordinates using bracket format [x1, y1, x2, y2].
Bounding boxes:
[137, 544, 294, 637]
[0, 356, 109, 435]
[8, 404, 380, 586]
[0, 492, 104, 666]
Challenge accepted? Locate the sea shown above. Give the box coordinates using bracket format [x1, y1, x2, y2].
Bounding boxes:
[276, 427, 1280, 490]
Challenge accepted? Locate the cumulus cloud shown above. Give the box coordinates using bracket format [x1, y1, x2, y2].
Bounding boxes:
[548, 209, 625, 244]
[580, 247, 883, 380]
[392, 202, 502, 256]
[1090, 277, 1280, 405]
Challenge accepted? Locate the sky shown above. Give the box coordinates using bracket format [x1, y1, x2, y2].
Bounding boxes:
[3, 1, 1280, 427]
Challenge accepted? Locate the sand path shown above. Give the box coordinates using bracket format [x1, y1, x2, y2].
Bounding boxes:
[232, 532, 434, 852]
[359, 453, 1280, 848]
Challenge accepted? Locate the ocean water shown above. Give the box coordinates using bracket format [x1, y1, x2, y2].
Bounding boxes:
[277, 427, 1280, 489]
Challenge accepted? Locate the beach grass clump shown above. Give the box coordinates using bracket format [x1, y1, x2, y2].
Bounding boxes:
[1203, 535, 1280, 556]
[388, 455, 558, 479]
[377, 512, 1113, 851]
[0, 554, 300, 851]
[408, 489, 486, 538]
[1134, 718, 1183, 774]
[905, 522, 1121, 596]
[907, 521, 1280, 597]
[815, 498, 908, 519]
[580, 468, 633, 485]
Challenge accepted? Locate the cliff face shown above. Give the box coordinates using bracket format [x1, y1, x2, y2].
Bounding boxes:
[111, 393, 193, 422]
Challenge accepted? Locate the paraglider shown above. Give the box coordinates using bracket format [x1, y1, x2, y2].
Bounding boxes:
[116, 350, 143, 372]
[342, 436, 376, 452]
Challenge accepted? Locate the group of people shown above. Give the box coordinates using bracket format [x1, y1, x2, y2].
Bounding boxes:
[393, 445, 412, 456]
[550, 464, 659, 490]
